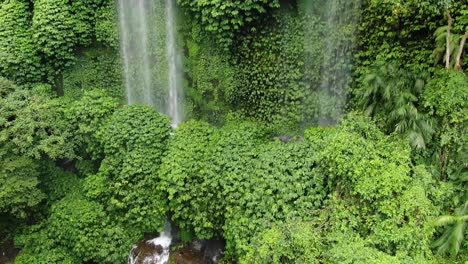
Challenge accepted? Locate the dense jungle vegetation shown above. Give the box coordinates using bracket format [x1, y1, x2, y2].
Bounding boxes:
[0, 0, 467, 263]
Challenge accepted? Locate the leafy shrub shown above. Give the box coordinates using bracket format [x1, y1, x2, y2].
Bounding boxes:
[161, 119, 327, 257]
[356, 62, 434, 149]
[0, 153, 44, 219]
[0, 83, 75, 159]
[307, 115, 437, 259]
[32, 0, 78, 74]
[64, 89, 119, 161]
[424, 70, 467, 182]
[15, 192, 133, 264]
[63, 48, 124, 99]
[241, 221, 323, 264]
[0, 0, 42, 83]
[84, 105, 171, 234]
[95, 0, 119, 47]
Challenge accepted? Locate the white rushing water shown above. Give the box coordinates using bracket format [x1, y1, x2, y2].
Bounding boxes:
[165, 0, 182, 127]
[127, 222, 172, 264]
[118, 0, 183, 125]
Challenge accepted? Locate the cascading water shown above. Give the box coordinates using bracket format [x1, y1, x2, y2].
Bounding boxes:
[117, 0, 154, 106]
[303, 0, 361, 125]
[118, 0, 182, 263]
[128, 222, 172, 264]
[165, 0, 183, 127]
[118, 0, 183, 125]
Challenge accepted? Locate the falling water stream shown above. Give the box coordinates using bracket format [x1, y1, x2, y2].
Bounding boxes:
[118, 0, 183, 125]
[303, 0, 361, 125]
[118, 0, 182, 263]
[165, 0, 182, 127]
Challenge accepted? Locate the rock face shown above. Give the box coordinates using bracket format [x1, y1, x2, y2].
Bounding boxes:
[171, 246, 207, 264]
[129, 240, 167, 264]
[133, 240, 164, 261]
[168, 239, 225, 264]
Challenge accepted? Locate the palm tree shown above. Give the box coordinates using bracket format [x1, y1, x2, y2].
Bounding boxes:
[359, 63, 434, 149]
[434, 201, 468, 257]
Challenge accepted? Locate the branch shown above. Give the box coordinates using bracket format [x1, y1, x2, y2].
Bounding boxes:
[446, 11, 453, 69]
[454, 31, 468, 71]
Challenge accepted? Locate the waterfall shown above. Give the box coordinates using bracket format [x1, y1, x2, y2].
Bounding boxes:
[118, 1, 181, 263]
[303, 0, 361, 125]
[118, 0, 183, 126]
[127, 222, 172, 264]
[165, 0, 183, 127]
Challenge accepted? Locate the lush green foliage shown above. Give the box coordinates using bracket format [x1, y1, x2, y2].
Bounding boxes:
[182, 21, 236, 124]
[63, 48, 123, 99]
[64, 88, 119, 161]
[84, 105, 171, 233]
[241, 221, 322, 264]
[177, 0, 280, 48]
[15, 192, 132, 264]
[357, 62, 434, 149]
[424, 70, 467, 182]
[356, 0, 441, 70]
[0, 153, 44, 219]
[0, 0, 42, 83]
[0, 79, 74, 159]
[232, 9, 304, 128]
[13, 103, 172, 263]
[0, 0, 466, 263]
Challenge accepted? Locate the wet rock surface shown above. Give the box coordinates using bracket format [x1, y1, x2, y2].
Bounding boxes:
[169, 239, 225, 264]
[129, 241, 164, 264]
[170, 246, 207, 264]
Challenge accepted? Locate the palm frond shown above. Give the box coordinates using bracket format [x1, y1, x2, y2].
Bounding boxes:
[437, 215, 458, 226]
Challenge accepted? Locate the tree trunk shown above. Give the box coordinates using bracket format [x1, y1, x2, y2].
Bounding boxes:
[454, 31, 468, 71]
[446, 11, 453, 70]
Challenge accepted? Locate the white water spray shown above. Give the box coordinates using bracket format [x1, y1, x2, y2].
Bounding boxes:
[118, 0, 183, 125]
[303, 0, 361, 125]
[127, 222, 172, 264]
[165, 0, 183, 127]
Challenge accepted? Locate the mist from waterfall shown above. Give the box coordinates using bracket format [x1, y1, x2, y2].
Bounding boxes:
[118, 0, 183, 126]
[302, 0, 361, 125]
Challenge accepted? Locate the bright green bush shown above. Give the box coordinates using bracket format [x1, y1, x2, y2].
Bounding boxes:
[306, 115, 437, 259]
[161, 119, 327, 256]
[95, 0, 119, 47]
[84, 105, 171, 234]
[159, 120, 218, 238]
[0, 152, 44, 220]
[241, 221, 323, 264]
[356, 62, 434, 149]
[32, 0, 77, 75]
[424, 70, 467, 182]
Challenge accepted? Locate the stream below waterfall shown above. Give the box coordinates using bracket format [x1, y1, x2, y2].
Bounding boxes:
[127, 222, 224, 264]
